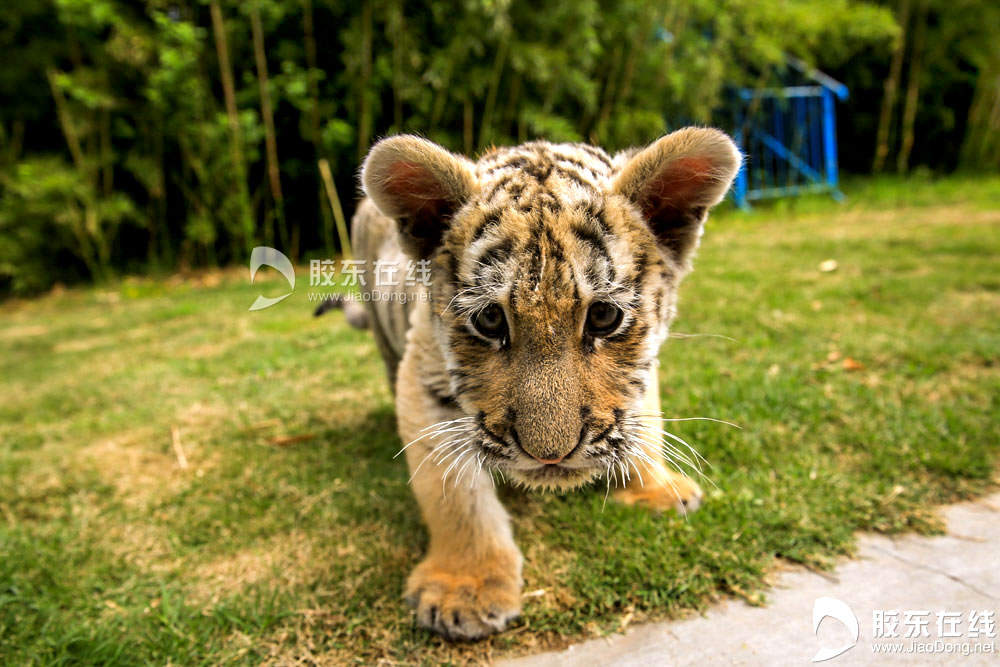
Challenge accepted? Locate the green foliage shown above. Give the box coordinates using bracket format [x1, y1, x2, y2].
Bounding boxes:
[0, 0, 994, 294]
[0, 157, 136, 292]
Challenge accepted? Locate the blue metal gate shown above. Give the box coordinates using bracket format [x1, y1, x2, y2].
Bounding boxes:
[731, 60, 848, 208]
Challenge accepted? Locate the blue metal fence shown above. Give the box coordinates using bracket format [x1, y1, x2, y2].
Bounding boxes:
[731, 61, 848, 209]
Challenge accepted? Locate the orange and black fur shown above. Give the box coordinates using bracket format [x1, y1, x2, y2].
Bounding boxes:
[341, 128, 740, 639]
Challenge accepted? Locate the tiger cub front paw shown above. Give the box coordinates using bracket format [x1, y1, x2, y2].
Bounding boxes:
[405, 552, 522, 640]
[615, 470, 704, 514]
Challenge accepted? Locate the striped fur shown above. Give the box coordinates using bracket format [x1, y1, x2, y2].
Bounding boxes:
[359, 129, 740, 490]
[352, 129, 740, 640]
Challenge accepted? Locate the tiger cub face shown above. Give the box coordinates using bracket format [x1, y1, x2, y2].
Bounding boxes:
[363, 129, 740, 490]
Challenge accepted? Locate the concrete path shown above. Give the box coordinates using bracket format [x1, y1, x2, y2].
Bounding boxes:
[502, 493, 1000, 667]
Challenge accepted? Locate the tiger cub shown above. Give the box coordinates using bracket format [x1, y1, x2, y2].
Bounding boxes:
[347, 128, 740, 639]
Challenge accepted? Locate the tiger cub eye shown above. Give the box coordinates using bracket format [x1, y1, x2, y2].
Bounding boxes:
[585, 302, 623, 336]
[473, 304, 507, 339]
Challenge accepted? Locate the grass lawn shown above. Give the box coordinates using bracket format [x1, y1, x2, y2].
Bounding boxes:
[2, 176, 998, 665]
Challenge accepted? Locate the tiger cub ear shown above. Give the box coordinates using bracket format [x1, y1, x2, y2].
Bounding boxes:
[362, 135, 479, 259]
[612, 127, 741, 270]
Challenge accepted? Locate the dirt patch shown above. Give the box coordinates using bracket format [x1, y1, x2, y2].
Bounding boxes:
[54, 335, 115, 353]
[186, 530, 322, 606]
[176, 400, 233, 429]
[916, 360, 1000, 405]
[98, 516, 178, 575]
[81, 428, 220, 509]
[0, 324, 50, 340]
[926, 288, 1000, 332]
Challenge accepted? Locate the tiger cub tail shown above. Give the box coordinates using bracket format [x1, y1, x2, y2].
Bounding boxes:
[312, 293, 370, 330]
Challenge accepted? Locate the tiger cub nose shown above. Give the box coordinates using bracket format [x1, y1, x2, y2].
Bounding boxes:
[509, 425, 569, 465]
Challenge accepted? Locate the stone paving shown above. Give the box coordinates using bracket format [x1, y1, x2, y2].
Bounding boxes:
[502, 493, 1000, 667]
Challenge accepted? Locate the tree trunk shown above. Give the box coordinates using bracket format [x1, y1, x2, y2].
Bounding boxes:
[896, 1, 927, 173]
[151, 110, 170, 268]
[250, 2, 289, 255]
[46, 70, 86, 173]
[595, 16, 647, 138]
[618, 14, 648, 107]
[209, 0, 254, 255]
[873, 0, 911, 172]
[960, 61, 1000, 170]
[319, 158, 352, 258]
[100, 108, 113, 197]
[502, 70, 522, 140]
[463, 97, 473, 155]
[210, 0, 243, 179]
[47, 69, 103, 281]
[656, 5, 687, 89]
[590, 43, 623, 142]
[478, 30, 510, 150]
[302, 0, 334, 254]
[4, 120, 25, 161]
[428, 57, 454, 132]
[357, 0, 373, 162]
[388, 0, 405, 131]
[302, 0, 321, 148]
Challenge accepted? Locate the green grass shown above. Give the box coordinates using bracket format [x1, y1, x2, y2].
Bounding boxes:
[2, 176, 999, 664]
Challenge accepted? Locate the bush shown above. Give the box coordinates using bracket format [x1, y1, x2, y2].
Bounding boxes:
[0, 157, 136, 294]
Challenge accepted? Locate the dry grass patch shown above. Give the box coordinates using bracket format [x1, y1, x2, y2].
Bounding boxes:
[187, 531, 323, 607]
[81, 428, 221, 508]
